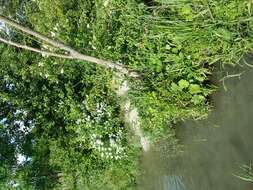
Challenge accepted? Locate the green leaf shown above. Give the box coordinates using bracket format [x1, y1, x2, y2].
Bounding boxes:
[189, 84, 201, 94]
[171, 48, 179, 54]
[215, 28, 232, 41]
[165, 44, 171, 50]
[191, 95, 205, 105]
[195, 76, 205, 82]
[171, 82, 179, 91]
[181, 5, 193, 21]
[181, 5, 192, 15]
[178, 79, 189, 90]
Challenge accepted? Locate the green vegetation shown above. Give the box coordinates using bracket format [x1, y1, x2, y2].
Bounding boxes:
[0, 0, 253, 189]
[234, 164, 253, 183]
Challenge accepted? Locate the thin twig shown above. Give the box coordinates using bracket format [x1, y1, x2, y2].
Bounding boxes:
[220, 72, 244, 81]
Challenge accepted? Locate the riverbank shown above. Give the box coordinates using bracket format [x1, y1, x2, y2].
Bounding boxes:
[0, 0, 252, 189]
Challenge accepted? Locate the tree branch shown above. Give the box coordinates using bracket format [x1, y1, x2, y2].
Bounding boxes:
[0, 15, 74, 53]
[0, 37, 73, 59]
[0, 15, 139, 78]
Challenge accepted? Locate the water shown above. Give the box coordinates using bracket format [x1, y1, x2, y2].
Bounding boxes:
[140, 63, 253, 190]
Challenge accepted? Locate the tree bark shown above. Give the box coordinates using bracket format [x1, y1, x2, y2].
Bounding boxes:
[0, 15, 139, 78]
[0, 36, 72, 59]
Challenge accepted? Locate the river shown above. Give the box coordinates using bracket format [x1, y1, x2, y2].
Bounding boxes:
[139, 60, 253, 190]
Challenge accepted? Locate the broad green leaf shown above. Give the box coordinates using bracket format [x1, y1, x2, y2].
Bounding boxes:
[178, 79, 189, 90]
[189, 84, 201, 94]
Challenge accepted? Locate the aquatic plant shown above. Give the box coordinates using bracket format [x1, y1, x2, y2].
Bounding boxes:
[234, 164, 253, 183]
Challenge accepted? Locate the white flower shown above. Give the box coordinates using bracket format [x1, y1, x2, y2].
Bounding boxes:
[104, 0, 110, 7]
[96, 139, 102, 145]
[109, 138, 115, 145]
[76, 119, 81, 124]
[14, 120, 24, 127]
[53, 24, 59, 31]
[45, 73, 49, 78]
[38, 62, 44, 67]
[60, 68, 64, 74]
[23, 111, 28, 117]
[51, 31, 56, 37]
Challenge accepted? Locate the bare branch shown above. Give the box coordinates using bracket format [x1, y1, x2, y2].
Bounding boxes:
[0, 15, 74, 53]
[0, 15, 139, 78]
[0, 37, 73, 59]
